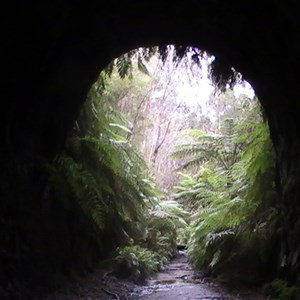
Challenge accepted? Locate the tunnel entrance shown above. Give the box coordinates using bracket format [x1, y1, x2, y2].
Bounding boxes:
[47, 45, 279, 298]
[2, 2, 300, 299]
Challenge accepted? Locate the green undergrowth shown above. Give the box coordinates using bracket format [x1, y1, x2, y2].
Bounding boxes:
[263, 279, 300, 300]
[113, 245, 161, 282]
[46, 71, 185, 284]
[172, 102, 281, 286]
[112, 200, 189, 283]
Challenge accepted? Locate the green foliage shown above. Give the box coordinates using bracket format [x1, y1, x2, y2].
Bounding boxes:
[264, 279, 300, 300]
[110, 200, 190, 283]
[145, 208, 178, 259]
[114, 245, 161, 283]
[172, 102, 279, 284]
[172, 119, 240, 173]
[104, 48, 155, 79]
[48, 155, 107, 230]
[113, 200, 191, 282]
[115, 199, 191, 283]
[48, 71, 165, 257]
[47, 67, 187, 284]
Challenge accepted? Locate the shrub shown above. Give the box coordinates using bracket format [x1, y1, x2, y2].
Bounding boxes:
[264, 279, 300, 300]
[113, 245, 160, 283]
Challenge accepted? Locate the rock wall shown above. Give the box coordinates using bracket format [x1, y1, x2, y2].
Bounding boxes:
[1, 0, 300, 294]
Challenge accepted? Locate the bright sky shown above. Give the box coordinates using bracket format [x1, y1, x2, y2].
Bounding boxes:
[152, 48, 256, 118]
[174, 62, 255, 116]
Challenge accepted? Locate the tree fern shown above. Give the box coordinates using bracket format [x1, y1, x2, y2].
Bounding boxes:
[48, 70, 166, 255]
[48, 155, 107, 230]
[172, 100, 278, 278]
[172, 124, 241, 173]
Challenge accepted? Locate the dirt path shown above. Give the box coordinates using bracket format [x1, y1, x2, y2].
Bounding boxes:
[129, 253, 266, 300]
[44, 253, 266, 300]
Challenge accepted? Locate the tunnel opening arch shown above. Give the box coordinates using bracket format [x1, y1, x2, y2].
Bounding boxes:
[73, 43, 279, 287]
[2, 2, 300, 296]
[46, 29, 300, 283]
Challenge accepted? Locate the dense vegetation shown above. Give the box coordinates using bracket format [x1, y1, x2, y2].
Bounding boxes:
[76, 47, 297, 297]
[9, 45, 297, 298]
[49, 73, 183, 283]
[172, 101, 279, 285]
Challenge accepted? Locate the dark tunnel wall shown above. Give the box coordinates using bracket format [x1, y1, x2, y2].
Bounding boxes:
[2, 0, 300, 294]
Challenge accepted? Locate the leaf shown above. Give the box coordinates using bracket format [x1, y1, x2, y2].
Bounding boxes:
[209, 249, 221, 267]
[109, 122, 132, 133]
[137, 55, 150, 75]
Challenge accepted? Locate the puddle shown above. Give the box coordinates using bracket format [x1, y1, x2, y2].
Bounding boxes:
[129, 253, 217, 299]
[128, 253, 265, 300]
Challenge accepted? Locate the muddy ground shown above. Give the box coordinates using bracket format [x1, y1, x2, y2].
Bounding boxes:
[44, 253, 266, 300]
